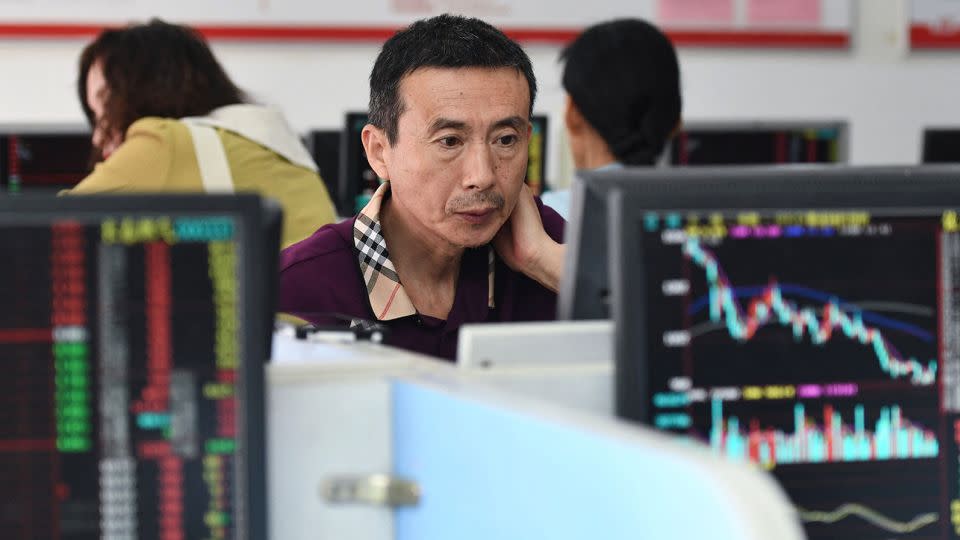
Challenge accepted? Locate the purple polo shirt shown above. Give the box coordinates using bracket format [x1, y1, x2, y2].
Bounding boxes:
[278, 184, 565, 361]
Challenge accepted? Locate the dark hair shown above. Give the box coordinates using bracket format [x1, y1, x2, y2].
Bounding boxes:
[78, 19, 246, 146]
[561, 19, 681, 166]
[368, 14, 537, 145]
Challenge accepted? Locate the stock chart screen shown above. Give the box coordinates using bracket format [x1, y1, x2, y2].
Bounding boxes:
[0, 213, 253, 539]
[2, 134, 93, 192]
[641, 209, 960, 540]
[670, 126, 843, 166]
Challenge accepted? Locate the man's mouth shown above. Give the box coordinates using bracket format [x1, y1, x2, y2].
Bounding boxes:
[455, 208, 496, 225]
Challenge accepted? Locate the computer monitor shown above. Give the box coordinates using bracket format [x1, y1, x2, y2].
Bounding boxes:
[922, 129, 960, 164]
[339, 112, 379, 217]
[557, 168, 642, 321]
[0, 194, 277, 539]
[339, 112, 549, 216]
[304, 129, 343, 214]
[0, 127, 93, 192]
[527, 114, 549, 195]
[670, 122, 847, 166]
[574, 165, 960, 540]
[457, 320, 612, 369]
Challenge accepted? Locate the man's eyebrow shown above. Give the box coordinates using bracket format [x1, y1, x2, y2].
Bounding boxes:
[492, 116, 527, 132]
[427, 117, 468, 135]
[427, 116, 528, 136]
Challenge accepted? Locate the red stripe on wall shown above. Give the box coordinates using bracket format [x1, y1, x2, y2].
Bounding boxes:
[911, 24, 960, 49]
[0, 23, 849, 47]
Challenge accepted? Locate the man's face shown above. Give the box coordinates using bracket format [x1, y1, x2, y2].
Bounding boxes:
[371, 66, 531, 249]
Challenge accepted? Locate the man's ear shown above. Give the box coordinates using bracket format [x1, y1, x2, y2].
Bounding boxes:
[564, 95, 588, 136]
[361, 124, 391, 180]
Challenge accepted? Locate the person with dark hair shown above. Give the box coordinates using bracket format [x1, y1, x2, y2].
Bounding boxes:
[278, 14, 566, 360]
[541, 18, 682, 219]
[68, 19, 337, 248]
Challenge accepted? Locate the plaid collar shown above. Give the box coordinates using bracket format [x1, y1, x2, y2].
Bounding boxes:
[353, 182, 496, 321]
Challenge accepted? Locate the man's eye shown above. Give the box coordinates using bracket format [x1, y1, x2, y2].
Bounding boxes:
[439, 136, 461, 148]
[498, 134, 518, 146]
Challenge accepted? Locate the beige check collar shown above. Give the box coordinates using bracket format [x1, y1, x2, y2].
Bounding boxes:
[353, 182, 496, 321]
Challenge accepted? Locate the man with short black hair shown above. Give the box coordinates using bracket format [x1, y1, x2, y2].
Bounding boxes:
[278, 15, 565, 360]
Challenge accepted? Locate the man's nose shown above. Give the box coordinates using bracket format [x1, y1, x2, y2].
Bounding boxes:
[461, 142, 497, 191]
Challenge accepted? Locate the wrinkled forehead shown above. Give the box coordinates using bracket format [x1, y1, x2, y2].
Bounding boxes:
[396, 66, 531, 128]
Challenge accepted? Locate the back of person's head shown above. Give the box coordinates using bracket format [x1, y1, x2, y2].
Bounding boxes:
[368, 14, 537, 145]
[78, 19, 246, 145]
[561, 18, 681, 166]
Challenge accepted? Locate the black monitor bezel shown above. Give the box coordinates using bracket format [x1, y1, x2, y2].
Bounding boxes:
[0, 193, 271, 540]
[0, 127, 94, 192]
[557, 169, 636, 321]
[668, 120, 849, 166]
[338, 112, 371, 217]
[922, 128, 960, 164]
[305, 129, 345, 214]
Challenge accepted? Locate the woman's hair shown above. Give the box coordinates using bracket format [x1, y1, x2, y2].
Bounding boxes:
[561, 19, 682, 166]
[78, 19, 246, 145]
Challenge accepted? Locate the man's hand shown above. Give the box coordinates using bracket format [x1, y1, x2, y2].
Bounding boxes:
[493, 184, 565, 292]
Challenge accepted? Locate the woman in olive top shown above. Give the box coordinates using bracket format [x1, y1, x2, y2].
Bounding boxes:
[69, 19, 337, 248]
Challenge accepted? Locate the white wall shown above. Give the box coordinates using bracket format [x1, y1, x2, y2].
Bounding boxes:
[0, 1, 957, 187]
[677, 1, 960, 169]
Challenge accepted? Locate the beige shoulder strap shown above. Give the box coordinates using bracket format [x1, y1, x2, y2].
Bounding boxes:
[181, 119, 234, 193]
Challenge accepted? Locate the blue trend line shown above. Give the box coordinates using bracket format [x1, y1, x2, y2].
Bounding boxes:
[688, 284, 934, 343]
[683, 238, 937, 385]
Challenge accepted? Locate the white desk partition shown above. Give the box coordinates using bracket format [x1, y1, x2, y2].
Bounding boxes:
[457, 320, 613, 369]
[456, 361, 614, 415]
[268, 335, 804, 540]
[267, 338, 428, 540]
[456, 320, 615, 415]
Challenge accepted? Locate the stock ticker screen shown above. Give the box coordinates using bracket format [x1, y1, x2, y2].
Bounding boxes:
[641, 209, 960, 540]
[0, 213, 254, 539]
